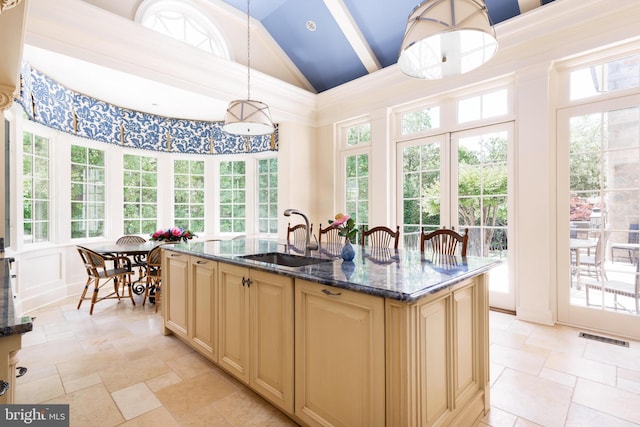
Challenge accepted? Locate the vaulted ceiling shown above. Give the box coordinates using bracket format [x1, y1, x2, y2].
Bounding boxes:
[220, 0, 557, 92]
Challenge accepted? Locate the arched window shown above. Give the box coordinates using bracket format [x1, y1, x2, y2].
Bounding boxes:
[136, 0, 230, 59]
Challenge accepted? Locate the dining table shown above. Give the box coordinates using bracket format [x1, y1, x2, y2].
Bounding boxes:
[570, 238, 598, 290]
[87, 241, 167, 295]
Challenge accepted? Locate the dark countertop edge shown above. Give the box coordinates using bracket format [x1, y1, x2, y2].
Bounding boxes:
[0, 322, 33, 337]
[162, 245, 501, 303]
[1, 258, 33, 337]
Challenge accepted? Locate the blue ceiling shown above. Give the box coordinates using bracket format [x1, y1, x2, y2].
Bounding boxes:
[221, 0, 556, 93]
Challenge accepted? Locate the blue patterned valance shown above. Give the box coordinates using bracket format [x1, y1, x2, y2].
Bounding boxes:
[17, 63, 278, 154]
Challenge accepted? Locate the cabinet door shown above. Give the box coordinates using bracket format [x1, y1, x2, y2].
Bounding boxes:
[164, 251, 189, 338]
[417, 295, 451, 426]
[295, 279, 385, 427]
[218, 263, 250, 383]
[250, 270, 294, 413]
[190, 257, 218, 362]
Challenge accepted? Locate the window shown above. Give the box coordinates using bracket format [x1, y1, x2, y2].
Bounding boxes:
[341, 122, 370, 230]
[123, 154, 158, 234]
[401, 106, 441, 135]
[219, 160, 245, 233]
[346, 123, 371, 146]
[345, 153, 369, 230]
[137, 0, 230, 59]
[23, 131, 50, 243]
[71, 145, 105, 238]
[174, 159, 205, 232]
[570, 54, 640, 101]
[257, 158, 278, 234]
[401, 142, 442, 247]
[458, 89, 508, 123]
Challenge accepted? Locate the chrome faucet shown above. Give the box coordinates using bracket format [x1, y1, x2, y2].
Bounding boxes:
[283, 208, 318, 256]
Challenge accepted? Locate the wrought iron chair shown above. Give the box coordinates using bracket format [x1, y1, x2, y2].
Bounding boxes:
[143, 245, 163, 312]
[76, 246, 134, 315]
[420, 227, 469, 257]
[116, 235, 147, 280]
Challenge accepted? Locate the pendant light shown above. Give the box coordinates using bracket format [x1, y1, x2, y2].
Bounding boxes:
[223, 0, 274, 136]
[398, 0, 497, 80]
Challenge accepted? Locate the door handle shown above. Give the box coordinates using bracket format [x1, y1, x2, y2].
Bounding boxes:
[321, 288, 341, 296]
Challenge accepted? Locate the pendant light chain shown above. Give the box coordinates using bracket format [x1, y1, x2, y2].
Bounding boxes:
[246, 0, 251, 100]
[222, 0, 274, 136]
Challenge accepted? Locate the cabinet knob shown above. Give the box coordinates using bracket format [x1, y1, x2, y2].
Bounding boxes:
[16, 367, 27, 378]
[321, 288, 341, 296]
[196, 260, 207, 265]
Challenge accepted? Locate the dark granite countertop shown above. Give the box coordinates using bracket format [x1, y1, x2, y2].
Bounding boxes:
[163, 238, 501, 302]
[0, 258, 33, 337]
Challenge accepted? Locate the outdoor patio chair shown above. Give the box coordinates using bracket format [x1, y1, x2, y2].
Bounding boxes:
[577, 230, 610, 282]
[585, 261, 640, 314]
[610, 223, 639, 264]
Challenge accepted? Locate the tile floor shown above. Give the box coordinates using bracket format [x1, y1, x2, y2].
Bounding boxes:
[14, 294, 640, 426]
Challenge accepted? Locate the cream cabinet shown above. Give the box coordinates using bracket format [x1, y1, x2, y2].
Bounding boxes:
[218, 263, 294, 413]
[0, 334, 22, 404]
[163, 252, 218, 362]
[163, 250, 189, 338]
[190, 256, 218, 361]
[294, 279, 385, 427]
[385, 276, 489, 427]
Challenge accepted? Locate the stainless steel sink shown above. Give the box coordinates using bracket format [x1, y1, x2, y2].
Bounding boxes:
[239, 252, 332, 267]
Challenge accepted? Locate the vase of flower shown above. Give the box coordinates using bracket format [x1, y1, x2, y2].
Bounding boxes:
[150, 227, 197, 243]
[341, 240, 355, 262]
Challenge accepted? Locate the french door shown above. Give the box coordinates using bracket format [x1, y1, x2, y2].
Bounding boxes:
[397, 122, 514, 311]
[557, 94, 640, 339]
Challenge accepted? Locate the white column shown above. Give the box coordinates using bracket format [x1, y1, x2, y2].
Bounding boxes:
[514, 62, 556, 325]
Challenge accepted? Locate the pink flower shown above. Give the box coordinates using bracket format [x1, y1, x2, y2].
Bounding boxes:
[332, 213, 350, 227]
[171, 228, 182, 237]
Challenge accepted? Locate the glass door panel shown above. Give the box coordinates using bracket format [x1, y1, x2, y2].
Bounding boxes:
[398, 124, 514, 311]
[452, 125, 513, 310]
[558, 95, 640, 339]
[399, 135, 448, 250]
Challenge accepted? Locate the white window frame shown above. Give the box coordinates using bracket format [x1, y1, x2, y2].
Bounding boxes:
[135, 0, 231, 59]
[337, 117, 371, 231]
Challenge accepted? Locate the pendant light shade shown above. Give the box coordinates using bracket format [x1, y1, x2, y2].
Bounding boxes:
[223, 99, 274, 136]
[223, 0, 274, 136]
[398, 0, 497, 80]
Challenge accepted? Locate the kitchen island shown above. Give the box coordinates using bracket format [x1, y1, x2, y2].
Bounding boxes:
[161, 238, 500, 427]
